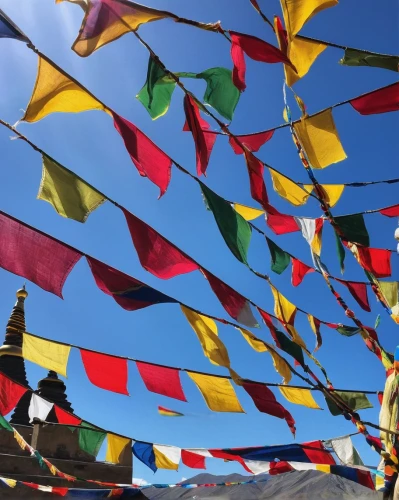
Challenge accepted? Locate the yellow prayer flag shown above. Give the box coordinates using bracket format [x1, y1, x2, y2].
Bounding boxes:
[38, 155, 106, 223]
[319, 184, 345, 207]
[316, 464, 331, 473]
[293, 109, 347, 169]
[269, 169, 311, 206]
[270, 284, 296, 325]
[279, 386, 321, 409]
[0, 478, 17, 488]
[153, 445, 181, 470]
[285, 37, 327, 86]
[187, 371, 244, 413]
[281, 0, 338, 40]
[105, 434, 131, 464]
[233, 203, 264, 221]
[238, 328, 267, 352]
[286, 324, 307, 350]
[22, 333, 71, 377]
[378, 281, 398, 308]
[23, 56, 106, 123]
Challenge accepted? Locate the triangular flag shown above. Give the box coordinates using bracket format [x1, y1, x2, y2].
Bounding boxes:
[229, 130, 274, 154]
[266, 237, 290, 274]
[269, 169, 311, 206]
[291, 258, 314, 286]
[28, 394, 53, 423]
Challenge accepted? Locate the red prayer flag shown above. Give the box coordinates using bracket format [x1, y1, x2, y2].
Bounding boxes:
[209, 449, 254, 473]
[337, 280, 370, 312]
[0, 372, 27, 416]
[269, 461, 294, 475]
[54, 405, 82, 426]
[0, 212, 82, 297]
[357, 246, 391, 278]
[350, 82, 399, 115]
[244, 151, 269, 209]
[122, 208, 199, 279]
[274, 16, 289, 56]
[229, 31, 293, 91]
[136, 361, 187, 401]
[112, 111, 172, 197]
[183, 95, 217, 176]
[291, 258, 314, 286]
[80, 349, 129, 395]
[302, 440, 336, 464]
[265, 206, 300, 235]
[229, 130, 275, 154]
[242, 381, 296, 435]
[379, 204, 399, 217]
[181, 449, 207, 469]
[257, 307, 279, 344]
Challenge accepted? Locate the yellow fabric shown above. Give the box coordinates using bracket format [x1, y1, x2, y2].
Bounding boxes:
[23, 56, 106, 123]
[286, 324, 307, 350]
[105, 434, 131, 464]
[378, 281, 398, 308]
[293, 109, 347, 169]
[316, 464, 331, 473]
[187, 371, 244, 413]
[38, 155, 106, 223]
[319, 184, 345, 207]
[281, 0, 338, 40]
[279, 386, 320, 409]
[238, 328, 267, 352]
[153, 445, 180, 470]
[22, 333, 71, 377]
[312, 226, 323, 256]
[380, 372, 399, 454]
[285, 37, 328, 86]
[0, 478, 17, 488]
[270, 285, 296, 325]
[233, 203, 264, 221]
[269, 169, 311, 206]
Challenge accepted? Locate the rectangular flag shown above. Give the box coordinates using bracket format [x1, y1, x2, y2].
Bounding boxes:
[22, 333, 71, 377]
[278, 386, 320, 409]
[349, 82, 399, 115]
[281, 0, 338, 40]
[153, 444, 181, 470]
[340, 49, 399, 73]
[0, 372, 27, 416]
[132, 441, 157, 472]
[105, 434, 131, 464]
[80, 349, 129, 395]
[136, 361, 186, 401]
[28, 394, 53, 423]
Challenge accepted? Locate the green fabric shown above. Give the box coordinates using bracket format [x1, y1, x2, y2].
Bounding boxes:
[340, 48, 399, 73]
[325, 391, 373, 416]
[336, 325, 361, 337]
[265, 237, 290, 274]
[334, 214, 370, 247]
[352, 446, 364, 466]
[275, 330, 304, 367]
[0, 414, 12, 431]
[334, 230, 346, 274]
[200, 183, 251, 264]
[78, 421, 106, 458]
[377, 281, 399, 308]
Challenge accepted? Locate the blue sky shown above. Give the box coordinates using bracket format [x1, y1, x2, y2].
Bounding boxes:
[0, 0, 398, 484]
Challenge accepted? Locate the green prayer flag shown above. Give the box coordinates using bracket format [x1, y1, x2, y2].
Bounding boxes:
[38, 155, 106, 223]
[377, 281, 399, 308]
[275, 330, 304, 367]
[325, 391, 373, 416]
[334, 230, 346, 274]
[78, 421, 106, 457]
[200, 182, 251, 264]
[340, 48, 399, 73]
[0, 414, 12, 432]
[265, 237, 290, 274]
[336, 325, 361, 337]
[334, 214, 370, 247]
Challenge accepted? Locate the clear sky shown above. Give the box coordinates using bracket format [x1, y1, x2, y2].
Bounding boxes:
[0, 0, 398, 485]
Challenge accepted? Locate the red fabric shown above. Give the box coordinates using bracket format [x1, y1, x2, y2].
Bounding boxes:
[229, 130, 275, 154]
[302, 440, 335, 465]
[54, 405, 82, 426]
[244, 151, 269, 209]
[269, 461, 294, 475]
[136, 361, 186, 401]
[242, 382, 296, 435]
[266, 205, 300, 235]
[122, 209, 199, 279]
[80, 349, 129, 395]
[337, 280, 370, 312]
[23, 483, 68, 496]
[0, 212, 81, 297]
[257, 307, 279, 344]
[377, 391, 384, 405]
[350, 82, 399, 115]
[229, 31, 293, 91]
[357, 246, 391, 278]
[291, 258, 314, 286]
[112, 111, 172, 197]
[183, 95, 217, 176]
[181, 449, 206, 469]
[0, 372, 27, 416]
[209, 449, 254, 473]
[274, 16, 288, 55]
[356, 469, 375, 490]
[379, 204, 399, 217]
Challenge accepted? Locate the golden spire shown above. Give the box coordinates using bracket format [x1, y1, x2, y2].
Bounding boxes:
[0, 285, 28, 357]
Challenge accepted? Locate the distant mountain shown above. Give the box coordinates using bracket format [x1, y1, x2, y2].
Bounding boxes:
[143, 470, 382, 499]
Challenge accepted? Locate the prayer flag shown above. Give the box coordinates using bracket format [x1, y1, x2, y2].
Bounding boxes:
[0, 9, 28, 41]
[380, 204, 399, 217]
[183, 95, 217, 176]
[28, 394, 53, 423]
[181, 449, 207, 469]
[0, 414, 12, 431]
[269, 169, 311, 206]
[136, 361, 186, 401]
[334, 214, 369, 246]
[158, 406, 184, 417]
[318, 184, 345, 207]
[349, 82, 399, 115]
[229, 130, 274, 154]
[274, 330, 305, 366]
[0, 373, 27, 416]
[356, 247, 391, 278]
[325, 391, 373, 416]
[201, 183, 252, 265]
[279, 386, 320, 409]
[80, 349, 129, 395]
[54, 405, 82, 426]
[78, 421, 106, 458]
[291, 257, 314, 286]
[337, 280, 370, 312]
[122, 209, 199, 279]
[341, 49, 399, 73]
[308, 315, 322, 351]
[22, 333, 71, 377]
[112, 111, 172, 197]
[270, 284, 296, 325]
[285, 37, 328, 87]
[86, 256, 176, 310]
[266, 237, 290, 274]
[244, 151, 269, 209]
[336, 325, 361, 337]
[187, 372, 244, 413]
[105, 434, 131, 464]
[132, 441, 157, 472]
[295, 217, 323, 255]
[233, 203, 264, 221]
[280, 0, 338, 40]
[201, 269, 258, 327]
[242, 382, 296, 435]
[334, 230, 346, 273]
[0, 212, 82, 297]
[229, 31, 293, 91]
[23, 56, 105, 123]
[266, 205, 300, 235]
[293, 109, 346, 169]
[153, 444, 181, 470]
[326, 436, 364, 466]
[38, 155, 106, 223]
[377, 281, 398, 308]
